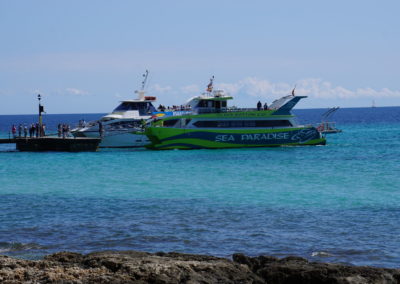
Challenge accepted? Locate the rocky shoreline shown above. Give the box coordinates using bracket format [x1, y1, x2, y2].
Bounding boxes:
[1, 251, 399, 283]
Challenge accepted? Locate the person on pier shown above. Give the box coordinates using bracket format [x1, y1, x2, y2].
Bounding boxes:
[57, 124, 62, 137]
[18, 124, 23, 137]
[11, 125, 16, 138]
[35, 123, 40, 138]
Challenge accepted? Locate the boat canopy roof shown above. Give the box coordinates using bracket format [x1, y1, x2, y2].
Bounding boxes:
[270, 95, 307, 115]
[108, 86, 157, 106]
[119, 99, 156, 103]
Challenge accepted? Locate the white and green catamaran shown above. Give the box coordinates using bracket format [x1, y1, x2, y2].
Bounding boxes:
[145, 82, 326, 150]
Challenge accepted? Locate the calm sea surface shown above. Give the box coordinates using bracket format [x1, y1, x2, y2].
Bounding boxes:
[0, 107, 399, 268]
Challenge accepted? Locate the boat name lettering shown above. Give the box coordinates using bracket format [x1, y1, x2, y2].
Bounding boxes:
[215, 132, 290, 142]
[241, 133, 289, 141]
[215, 135, 235, 142]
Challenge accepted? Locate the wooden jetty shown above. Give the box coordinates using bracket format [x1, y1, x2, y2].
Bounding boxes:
[0, 137, 101, 152]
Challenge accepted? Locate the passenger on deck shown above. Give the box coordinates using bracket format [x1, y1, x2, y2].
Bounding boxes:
[264, 102, 268, 110]
[23, 125, 28, 138]
[140, 119, 146, 130]
[98, 121, 104, 138]
[257, 101, 262, 111]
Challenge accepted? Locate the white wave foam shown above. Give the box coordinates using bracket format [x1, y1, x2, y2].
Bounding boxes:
[311, 251, 333, 257]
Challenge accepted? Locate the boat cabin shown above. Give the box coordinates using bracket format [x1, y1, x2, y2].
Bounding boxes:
[186, 90, 233, 114]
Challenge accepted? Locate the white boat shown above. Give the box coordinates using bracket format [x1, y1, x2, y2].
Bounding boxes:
[316, 107, 342, 134]
[71, 71, 157, 148]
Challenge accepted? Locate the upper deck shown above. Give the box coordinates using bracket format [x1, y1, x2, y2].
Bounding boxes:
[184, 90, 306, 116]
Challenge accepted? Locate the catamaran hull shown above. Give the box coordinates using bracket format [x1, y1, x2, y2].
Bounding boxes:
[73, 131, 149, 148]
[145, 127, 326, 150]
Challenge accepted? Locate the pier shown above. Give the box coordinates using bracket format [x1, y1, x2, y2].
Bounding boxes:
[1, 94, 101, 152]
[0, 137, 101, 152]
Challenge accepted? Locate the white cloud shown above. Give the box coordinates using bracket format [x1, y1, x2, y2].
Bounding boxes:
[215, 77, 400, 100]
[216, 78, 292, 98]
[149, 84, 172, 93]
[97, 78, 400, 107]
[180, 84, 200, 94]
[65, 88, 89, 96]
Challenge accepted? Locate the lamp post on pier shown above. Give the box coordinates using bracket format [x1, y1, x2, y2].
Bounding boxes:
[38, 94, 44, 137]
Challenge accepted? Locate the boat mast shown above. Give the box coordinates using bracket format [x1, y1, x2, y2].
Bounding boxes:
[136, 70, 149, 100]
[141, 70, 149, 91]
[206, 76, 214, 95]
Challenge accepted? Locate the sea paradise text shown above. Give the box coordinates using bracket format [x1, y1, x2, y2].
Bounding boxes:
[215, 132, 290, 142]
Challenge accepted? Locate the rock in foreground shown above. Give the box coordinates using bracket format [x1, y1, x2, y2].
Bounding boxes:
[0, 251, 398, 283]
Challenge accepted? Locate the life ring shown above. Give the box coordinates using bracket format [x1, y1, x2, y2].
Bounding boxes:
[317, 124, 324, 132]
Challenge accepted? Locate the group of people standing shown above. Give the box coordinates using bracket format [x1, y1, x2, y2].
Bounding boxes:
[11, 123, 46, 138]
[10, 123, 75, 139]
[57, 124, 72, 138]
[257, 101, 268, 111]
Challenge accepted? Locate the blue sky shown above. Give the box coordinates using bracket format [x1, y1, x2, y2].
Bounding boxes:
[1, 0, 399, 114]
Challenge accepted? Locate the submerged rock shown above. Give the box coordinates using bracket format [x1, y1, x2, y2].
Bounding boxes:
[0, 251, 399, 283]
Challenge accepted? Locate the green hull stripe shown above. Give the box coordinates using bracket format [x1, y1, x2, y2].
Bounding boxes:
[146, 127, 326, 150]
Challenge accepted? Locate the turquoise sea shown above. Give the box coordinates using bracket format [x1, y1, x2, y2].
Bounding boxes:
[0, 107, 400, 268]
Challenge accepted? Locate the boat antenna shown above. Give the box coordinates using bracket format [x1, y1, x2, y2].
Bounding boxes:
[141, 70, 149, 91]
[322, 106, 340, 119]
[206, 76, 214, 94]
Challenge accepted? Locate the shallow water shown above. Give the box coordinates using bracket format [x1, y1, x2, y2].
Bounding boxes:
[0, 107, 400, 267]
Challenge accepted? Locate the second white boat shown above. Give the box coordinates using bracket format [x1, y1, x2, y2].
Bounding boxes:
[71, 71, 157, 148]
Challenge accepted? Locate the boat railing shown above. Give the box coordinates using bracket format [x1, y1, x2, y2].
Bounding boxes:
[316, 121, 342, 134]
[317, 107, 342, 134]
[195, 107, 271, 114]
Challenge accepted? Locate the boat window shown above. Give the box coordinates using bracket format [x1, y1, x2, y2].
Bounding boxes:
[197, 100, 209, 108]
[113, 102, 157, 113]
[193, 120, 292, 128]
[139, 102, 158, 115]
[255, 120, 292, 127]
[163, 119, 179, 127]
[148, 103, 157, 113]
[193, 121, 218, 128]
[197, 100, 220, 108]
[113, 102, 139, 111]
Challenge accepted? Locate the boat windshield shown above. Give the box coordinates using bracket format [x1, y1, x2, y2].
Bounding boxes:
[113, 102, 156, 114]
